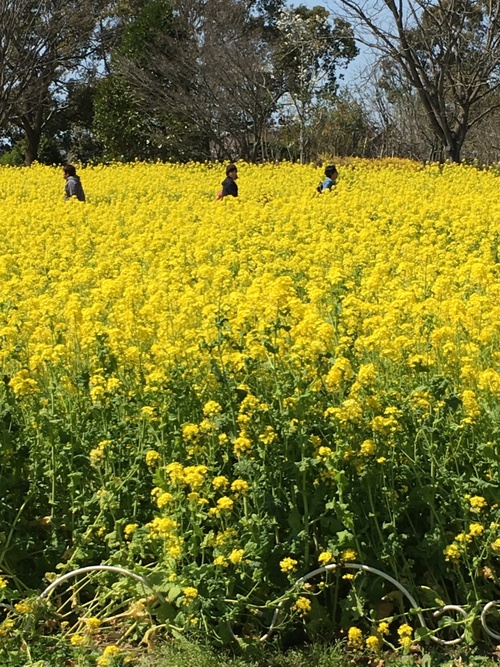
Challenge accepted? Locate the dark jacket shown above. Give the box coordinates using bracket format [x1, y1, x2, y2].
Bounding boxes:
[65, 175, 86, 202]
[221, 176, 238, 198]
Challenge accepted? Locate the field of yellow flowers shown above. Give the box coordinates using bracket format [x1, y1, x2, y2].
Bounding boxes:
[0, 160, 499, 661]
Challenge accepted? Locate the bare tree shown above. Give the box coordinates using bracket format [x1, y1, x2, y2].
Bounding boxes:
[0, 0, 114, 163]
[114, 0, 284, 161]
[0, 1, 48, 128]
[275, 5, 357, 163]
[336, 0, 500, 162]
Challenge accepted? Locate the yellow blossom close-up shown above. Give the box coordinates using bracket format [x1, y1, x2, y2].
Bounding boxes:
[347, 626, 363, 649]
[280, 557, 298, 573]
[318, 551, 334, 566]
[293, 596, 312, 616]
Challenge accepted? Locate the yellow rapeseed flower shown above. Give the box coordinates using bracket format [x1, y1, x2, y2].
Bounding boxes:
[0, 619, 15, 636]
[70, 633, 86, 646]
[14, 600, 32, 614]
[230, 479, 250, 495]
[280, 557, 298, 573]
[157, 492, 174, 508]
[213, 556, 228, 567]
[228, 548, 245, 565]
[145, 450, 161, 467]
[398, 623, 413, 638]
[124, 523, 138, 539]
[469, 522, 484, 537]
[83, 617, 101, 632]
[183, 587, 198, 601]
[318, 551, 333, 566]
[377, 621, 390, 635]
[147, 517, 177, 538]
[216, 496, 234, 512]
[293, 596, 311, 616]
[347, 626, 363, 648]
[97, 645, 121, 666]
[444, 543, 461, 562]
[366, 634, 382, 651]
[212, 475, 229, 489]
[203, 400, 222, 417]
[469, 496, 487, 513]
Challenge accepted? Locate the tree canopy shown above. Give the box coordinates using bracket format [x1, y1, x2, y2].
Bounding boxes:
[2, 0, 500, 163]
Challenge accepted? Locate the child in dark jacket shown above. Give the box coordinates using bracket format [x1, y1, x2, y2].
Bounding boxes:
[218, 164, 238, 199]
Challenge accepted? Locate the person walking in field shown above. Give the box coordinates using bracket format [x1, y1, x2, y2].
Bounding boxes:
[63, 164, 86, 202]
[317, 164, 338, 193]
[217, 164, 238, 199]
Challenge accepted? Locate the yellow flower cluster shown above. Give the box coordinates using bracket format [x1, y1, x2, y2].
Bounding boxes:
[292, 596, 311, 616]
[145, 450, 161, 467]
[183, 586, 199, 602]
[97, 645, 121, 666]
[444, 521, 488, 561]
[468, 495, 488, 513]
[347, 626, 363, 648]
[318, 551, 333, 566]
[165, 463, 208, 489]
[398, 623, 413, 651]
[280, 557, 298, 573]
[147, 516, 177, 538]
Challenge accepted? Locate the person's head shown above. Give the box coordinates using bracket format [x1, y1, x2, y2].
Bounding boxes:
[325, 164, 338, 181]
[63, 164, 77, 179]
[226, 164, 238, 179]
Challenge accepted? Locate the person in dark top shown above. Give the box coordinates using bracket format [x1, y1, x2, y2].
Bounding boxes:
[317, 164, 338, 193]
[220, 164, 238, 198]
[63, 164, 86, 202]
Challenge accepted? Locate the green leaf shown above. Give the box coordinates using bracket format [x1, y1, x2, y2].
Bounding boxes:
[414, 627, 430, 641]
[420, 653, 433, 667]
[167, 584, 182, 603]
[155, 601, 177, 623]
[288, 506, 302, 533]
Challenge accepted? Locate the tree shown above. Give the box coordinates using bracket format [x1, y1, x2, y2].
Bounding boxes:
[275, 5, 357, 162]
[310, 91, 374, 158]
[0, 0, 46, 129]
[0, 0, 114, 164]
[107, 0, 284, 161]
[337, 0, 500, 162]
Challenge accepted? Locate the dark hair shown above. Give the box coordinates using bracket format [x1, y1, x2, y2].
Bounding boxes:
[325, 165, 337, 178]
[226, 163, 237, 176]
[63, 164, 77, 177]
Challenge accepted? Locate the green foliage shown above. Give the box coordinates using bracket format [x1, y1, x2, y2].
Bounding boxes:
[1, 321, 500, 653]
[142, 642, 500, 667]
[0, 137, 62, 166]
[119, 0, 175, 61]
[93, 76, 155, 161]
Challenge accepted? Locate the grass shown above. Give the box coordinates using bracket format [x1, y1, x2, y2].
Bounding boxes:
[139, 640, 500, 667]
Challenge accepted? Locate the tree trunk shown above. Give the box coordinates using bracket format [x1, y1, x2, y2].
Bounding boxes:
[299, 120, 305, 164]
[21, 108, 44, 166]
[24, 127, 41, 165]
[445, 137, 463, 163]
